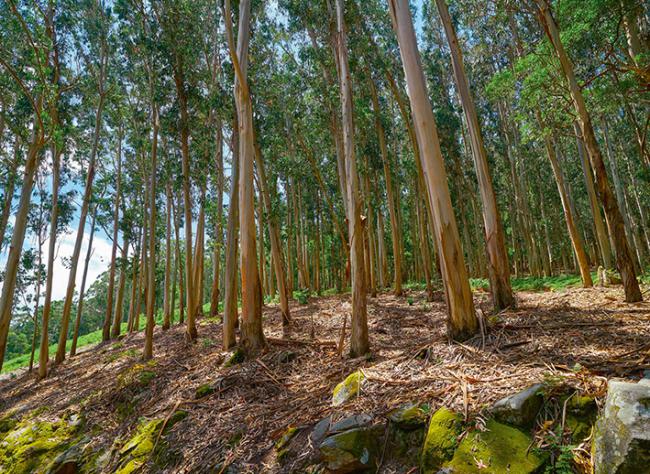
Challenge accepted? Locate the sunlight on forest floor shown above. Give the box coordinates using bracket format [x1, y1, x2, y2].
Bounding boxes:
[0, 284, 648, 472]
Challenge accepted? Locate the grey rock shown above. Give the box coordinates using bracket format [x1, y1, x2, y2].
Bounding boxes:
[319, 426, 381, 473]
[491, 383, 544, 427]
[593, 379, 650, 474]
[330, 414, 373, 433]
[310, 416, 332, 444]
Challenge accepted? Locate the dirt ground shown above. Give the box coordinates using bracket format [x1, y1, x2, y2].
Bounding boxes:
[1, 285, 649, 473]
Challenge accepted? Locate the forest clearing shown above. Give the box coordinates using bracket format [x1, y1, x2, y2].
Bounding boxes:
[1, 0, 649, 472]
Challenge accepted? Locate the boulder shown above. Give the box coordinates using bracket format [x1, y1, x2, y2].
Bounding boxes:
[330, 414, 373, 433]
[310, 416, 332, 445]
[491, 383, 543, 427]
[444, 419, 546, 473]
[593, 379, 650, 474]
[420, 407, 462, 473]
[332, 371, 365, 407]
[319, 426, 381, 473]
[387, 403, 428, 430]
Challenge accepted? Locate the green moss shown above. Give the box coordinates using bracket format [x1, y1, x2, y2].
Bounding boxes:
[319, 427, 381, 472]
[332, 370, 365, 406]
[444, 419, 546, 473]
[223, 347, 245, 368]
[0, 415, 82, 474]
[0, 410, 18, 437]
[420, 407, 462, 473]
[275, 426, 298, 451]
[195, 383, 215, 399]
[388, 403, 428, 429]
[117, 416, 181, 473]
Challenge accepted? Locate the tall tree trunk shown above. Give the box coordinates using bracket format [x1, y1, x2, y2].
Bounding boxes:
[436, 0, 514, 310]
[0, 127, 44, 371]
[537, 1, 641, 302]
[256, 145, 291, 326]
[104, 132, 122, 341]
[174, 61, 197, 339]
[368, 78, 403, 296]
[143, 107, 159, 360]
[575, 123, 612, 269]
[540, 125, 593, 287]
[71, 206, 99, 357]
[55, 94, 105, 364]
[28, 193, 45, 372]
[173, 192, 185, 324]
[210, 125, 224, 318]
[389, 0, 478, 339]
[163, 183, 173, 330]
[0, 141, 19, 253]
[223, 116, 240, 349]
[226, 0, 264, 353]
[336, 0, 369, 357]
[38, 145, 62, 378]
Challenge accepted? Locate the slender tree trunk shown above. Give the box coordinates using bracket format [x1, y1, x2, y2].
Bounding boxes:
[336, 0, 369, 357]
[223, 117, 240, 349]
[173, 192, 185, 325]
[256, 146, 291, 326]
[38, 146, 62, 378]
[163, 183, 173, 330]
[575, 122, 612, 269]
[28, 205, 44, 372]
[210, 125, 224, 318]
[389, 0, 478, 339]
[436, 0, 514, 310]
[537, 0, 641, 302]
[368, 78, 403, 296]
[174, 65, 197, 340]
[0, 130, 43, 371]
[127, 229, 142, 333]
[143, 107, 159, 360]
[71, 206, 99, 357]
[0, 141, 19, 253]
[56, 94, 105, 364]
[104, 133, 122, 341]
[540, 125, 593, 287]
[227, 0, 264, 353]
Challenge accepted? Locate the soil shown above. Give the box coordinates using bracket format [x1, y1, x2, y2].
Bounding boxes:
[1, 285, 648, 473]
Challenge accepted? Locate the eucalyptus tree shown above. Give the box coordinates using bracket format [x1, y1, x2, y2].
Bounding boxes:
[388, 0, 478, 340]
[0, 0, 74, 370]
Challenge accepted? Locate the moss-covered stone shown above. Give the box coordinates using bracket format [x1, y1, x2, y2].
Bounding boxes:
[319, 426, 381, 473]
[275, 426, 298, 451]
[444, 419, 546, 473]
[0, 410, 18, 437]
[491, 384, 544, 428]
[0, 415, 82, 474]
[223, 348, 245, 368]
[420, 407, 462, 473]
[195, 383, 215, 399]
[388, 403, 428, 430]
[332, 370, 365, 407]
[116, 412, 186, 474]
[564, 394, 597, 441]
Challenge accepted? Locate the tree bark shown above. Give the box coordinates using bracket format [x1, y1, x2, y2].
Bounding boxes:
[389, 0, 477, 340]
[435, 0, 514, 310]
[536, 0, 641, 302]
[336, 0, 369, 357]
[104, 132, 122, 341]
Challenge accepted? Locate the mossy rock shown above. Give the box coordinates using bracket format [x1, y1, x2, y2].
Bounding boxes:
[443, 419, 547, 473]
[420, 407, 462, 473]
[195, 383, 215, 399]
[491, 384, 544, 428]
[116, 413, 186, 473]
[0, 415, 83, 474]
[223, 348, 245, 368]
[275, 426, 298, 451]
[0, 410, 18, 437]
[386, 424, 425, 467]
[388, 403, 428, 430]
[564, 394, 597, 441]
[319, 426, 381, 473]
[332, 370, 365, 407]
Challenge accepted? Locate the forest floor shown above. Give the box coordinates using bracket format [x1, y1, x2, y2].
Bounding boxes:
[1, 283, 649, 473]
